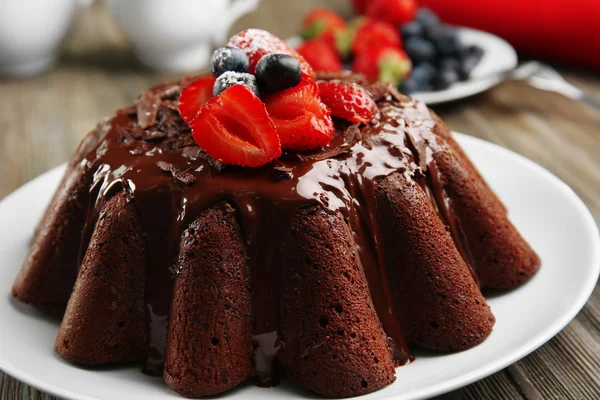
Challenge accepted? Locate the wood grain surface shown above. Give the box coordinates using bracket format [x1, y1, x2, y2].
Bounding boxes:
[1, 2, 599, 399]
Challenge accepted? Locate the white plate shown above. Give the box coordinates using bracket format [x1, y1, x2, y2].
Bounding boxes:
[288, 27, 518, 105]
[0, 134, 598, 400]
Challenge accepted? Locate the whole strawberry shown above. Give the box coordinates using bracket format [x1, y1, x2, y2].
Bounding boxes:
[351, 19, 402, 57]
[365, 0, 418, 27]
[317, 81, 377, 124]
[352, 46, 412, 85]
[297, 39, 343, 73]
[300, 8, 347, 54]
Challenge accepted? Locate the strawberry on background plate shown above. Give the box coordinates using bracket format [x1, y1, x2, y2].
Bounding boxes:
[297, 39, 343, 73]
[366, 0, 418, 27]
[264, 82, 335, 152]
[317, 81, 377, 124]
[178, 77, 216, 124]
[352, 46, 412, 85]
[229, 29, 315, 81]
[351, 19, 402, 57]
[300, 8, 347, 53]
[189, 85, 281, 167]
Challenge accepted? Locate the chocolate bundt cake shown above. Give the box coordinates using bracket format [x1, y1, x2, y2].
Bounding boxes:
[12, 73, 539, 397]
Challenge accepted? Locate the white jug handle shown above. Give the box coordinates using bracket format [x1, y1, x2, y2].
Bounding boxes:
[214, 0, 261, 45]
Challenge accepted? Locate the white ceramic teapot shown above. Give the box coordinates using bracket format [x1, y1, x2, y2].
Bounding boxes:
[109, 0, 260, 72]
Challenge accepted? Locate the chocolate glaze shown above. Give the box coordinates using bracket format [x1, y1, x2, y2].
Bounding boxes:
[75, 76, 475, 384]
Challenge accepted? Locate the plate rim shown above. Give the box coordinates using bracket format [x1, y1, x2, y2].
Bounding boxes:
[0, 133, 598, 400]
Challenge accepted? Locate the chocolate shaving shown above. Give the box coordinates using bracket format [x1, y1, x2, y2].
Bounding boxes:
[136, 90, 162, 129]
[197, 150, 225, 171]
[182, 146, 202, 160]
[159, 85, 181, 100]
[272, 163, 294, 181]
[143, 130, 167, 141]
[297, 123, 362, 162]
[156, 161, 196, 185]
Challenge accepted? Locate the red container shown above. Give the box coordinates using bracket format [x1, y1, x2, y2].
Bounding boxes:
[419, 0, 600, 69]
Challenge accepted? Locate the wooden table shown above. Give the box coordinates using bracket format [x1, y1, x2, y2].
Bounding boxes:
[1, 2, 599, 399]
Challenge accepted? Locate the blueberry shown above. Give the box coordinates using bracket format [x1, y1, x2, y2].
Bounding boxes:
[210, 46, 249, 77]
[415, 8, 440, 28]
[411, 65, 434, 90]
[417, 61, 437, 79]
[457, 45, 484, 79]
[213, 71, 259, 97]
[436, 27, 461, 57]
[404, 37, 436, 63]
[400, 77, 420, 95]
[255, 53, 301, 93]
[432, 67, 460, 90]
[439, 58, 461, 72]
[400, 21, 423, 39]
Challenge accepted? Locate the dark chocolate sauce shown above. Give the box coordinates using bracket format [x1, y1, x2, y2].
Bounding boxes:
[76, 76, 474, 384]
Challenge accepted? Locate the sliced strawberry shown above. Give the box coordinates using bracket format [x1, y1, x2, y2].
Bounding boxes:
[228, 29, 314, 81]
[178, 77, 216, 123]
[264, 82, 334, 152]
[300, 8, 347, 53]
[352, 46, 412, 85]
[365, 0, 418, 27]
[351, 19, 402, 57]
[190, 85, 281, 167]
[317, 81, 377, 124]
[297, 39, 343, 73]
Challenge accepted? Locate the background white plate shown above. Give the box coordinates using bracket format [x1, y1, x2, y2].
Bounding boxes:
[412, 28, 517, 105]
[0, 134, 598, 400]
[288, 27, 518, 105]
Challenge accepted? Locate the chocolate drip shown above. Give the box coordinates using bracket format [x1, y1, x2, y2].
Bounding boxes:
[75, 78, 476, 384]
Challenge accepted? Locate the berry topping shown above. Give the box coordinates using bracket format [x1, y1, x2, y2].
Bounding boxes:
[300, 8, 347, 54]
[264, 82, 334, 152]
[352, 46, 412, 85]
[365, 0, 418, 27]
[317, 81, 377, 124]
[178, 77, 216, 124]
[351, 20, 402, 57]
[213, 71, 259, 97]
[255, 53, 302, 93]
[190, 85, 281, 167]
[400, 21, 424, 39]
[297, 39, 343, 73]
[228, 29, 314, 81]
[210, 46, 249, 77]
[404, 36, 436, 63]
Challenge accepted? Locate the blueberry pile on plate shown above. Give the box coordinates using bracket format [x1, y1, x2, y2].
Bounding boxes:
[400, 8, 484, 94]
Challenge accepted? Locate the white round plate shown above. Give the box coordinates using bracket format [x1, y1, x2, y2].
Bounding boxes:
[288, 27, 518, 105]
[0, 134, 598, 400]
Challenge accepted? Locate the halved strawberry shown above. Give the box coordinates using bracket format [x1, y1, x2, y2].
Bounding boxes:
[178, 77, 216, 123]
[352, 46, 412, 85]
[300, 8, 347, 54]
[228, 29, 315, 81]
[264, 82, 334, 152]
[351, 19, 402, 57]
[297, 39, 343, 73]
[317, 81, 377, 124]
[190, 85, 281, 167]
